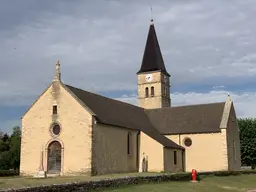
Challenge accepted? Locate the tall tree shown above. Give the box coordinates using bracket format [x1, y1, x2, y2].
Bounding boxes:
[238, 118, 256, 169]
[0, 131, 3, 139]
[0, 133, 10, 153]
[0, 126, 21, 170]
[9, 126, 21, 170]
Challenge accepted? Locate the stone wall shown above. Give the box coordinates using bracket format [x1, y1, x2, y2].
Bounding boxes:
[0, 173, 190, 192]
[1, 171, 256, 192]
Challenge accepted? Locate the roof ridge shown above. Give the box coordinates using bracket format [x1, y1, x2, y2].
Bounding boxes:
[65, 84, 142, 109]
[145, 101, 226, 111]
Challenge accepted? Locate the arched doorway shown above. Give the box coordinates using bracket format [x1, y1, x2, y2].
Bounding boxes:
[47, 141, 62, 173]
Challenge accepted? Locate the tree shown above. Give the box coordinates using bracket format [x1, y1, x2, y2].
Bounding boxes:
[0, 126, 21, 171]
[0, 151, 11, 170]
[0, 131, 3, 139]
[8, 126, 21, 170]
[0, 134, 10, 153]
[238, 118, 256, 169]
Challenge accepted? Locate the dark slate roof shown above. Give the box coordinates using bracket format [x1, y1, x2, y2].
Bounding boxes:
[137, 23, 170, 76]
[64, 84, 183, 150]
[145, 102, 225, 135]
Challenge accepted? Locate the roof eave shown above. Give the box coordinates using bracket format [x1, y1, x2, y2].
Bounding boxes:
[164, 145, 185, 150]
[136, 69, 170, 77]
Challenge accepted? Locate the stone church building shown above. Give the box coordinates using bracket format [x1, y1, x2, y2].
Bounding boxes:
[20, 21, 241, 177]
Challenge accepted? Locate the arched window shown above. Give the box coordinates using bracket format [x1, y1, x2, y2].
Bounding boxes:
[151, 86, 154, 96]
[145, 87, 149, 97]
[127, 132, 131, 155]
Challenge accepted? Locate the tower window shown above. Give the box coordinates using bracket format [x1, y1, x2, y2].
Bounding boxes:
[145, 87, 149, 97]
[151, 87, 154, 96]
[53, 105, 57, 114]
[164, 87, 168, 97]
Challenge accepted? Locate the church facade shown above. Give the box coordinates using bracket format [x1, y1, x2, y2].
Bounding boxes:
[19, 21, 241, 177]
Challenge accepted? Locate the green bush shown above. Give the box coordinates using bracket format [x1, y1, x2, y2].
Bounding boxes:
[198, 170, 256, 177]
[166, 172, 191, 181]
[0, 169, 19, 177]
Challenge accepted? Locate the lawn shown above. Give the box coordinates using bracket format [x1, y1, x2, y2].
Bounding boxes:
[105, 174, 256, 192]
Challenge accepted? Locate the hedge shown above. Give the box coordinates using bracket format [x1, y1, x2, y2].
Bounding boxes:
[0, 170, 19, 177]
[0, 173, 191, 192]
[210, 170, 256, 176]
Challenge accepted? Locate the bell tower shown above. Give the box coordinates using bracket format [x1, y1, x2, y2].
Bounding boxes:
[137, 20, 171, 109]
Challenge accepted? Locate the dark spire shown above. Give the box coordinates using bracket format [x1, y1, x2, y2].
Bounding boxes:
[137, 21, 170, 76]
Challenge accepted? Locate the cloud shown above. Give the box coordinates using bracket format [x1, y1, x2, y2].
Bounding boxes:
[0, 119, 21, 135]
[1, 0, 256, 103]
[212, 85, 226, 90]
[1, 0, 256, 132]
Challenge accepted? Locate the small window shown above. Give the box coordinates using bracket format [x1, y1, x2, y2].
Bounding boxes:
[174, 151, 177, 165]
[184, 137, 192, 147]
[145, 87, 149, 98]
[53, 105, 57, 114]
[127, 133, 131, 155]
[151, 87, 154, 96]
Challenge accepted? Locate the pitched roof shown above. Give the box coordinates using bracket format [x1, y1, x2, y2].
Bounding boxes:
[145, 102, 225, 135]
[64, 84, 183, 150]
[137, 22, 170, 76]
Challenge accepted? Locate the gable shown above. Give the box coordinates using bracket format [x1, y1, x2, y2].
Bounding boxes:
[227, 102, 239, 131]
[22, 82, 95, 121]
[22, 83, 52, 120]
[145, 102, 225, 135]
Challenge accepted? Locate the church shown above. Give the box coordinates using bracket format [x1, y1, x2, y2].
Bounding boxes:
[19, 20, 241, 177]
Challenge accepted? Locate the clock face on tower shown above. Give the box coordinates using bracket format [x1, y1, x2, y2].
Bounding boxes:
[145, 74, 153, 82]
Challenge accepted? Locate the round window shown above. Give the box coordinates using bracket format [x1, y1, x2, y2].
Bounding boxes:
[52, 124, 61, 136]
[184, 138, 192, 147]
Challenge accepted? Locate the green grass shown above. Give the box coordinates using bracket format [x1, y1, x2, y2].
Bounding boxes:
[1, 173, 256, 191]
[105, 174, 256, 192]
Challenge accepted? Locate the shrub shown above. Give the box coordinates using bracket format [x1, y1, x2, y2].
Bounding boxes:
[0, 170, 19, 177]
[197, 170, 256, 177]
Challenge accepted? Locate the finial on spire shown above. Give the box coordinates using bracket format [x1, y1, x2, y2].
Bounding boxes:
[53, 60, 61, 81]
[227, 93, 231, 102]
[150, 6, 154, 24]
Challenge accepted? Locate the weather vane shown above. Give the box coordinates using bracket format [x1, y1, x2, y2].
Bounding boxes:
[150, 6, 153, 22]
